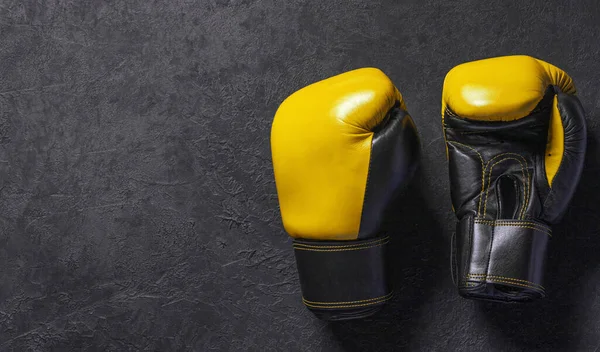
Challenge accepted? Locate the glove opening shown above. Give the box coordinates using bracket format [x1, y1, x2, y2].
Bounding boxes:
[496, 175, 521, 219]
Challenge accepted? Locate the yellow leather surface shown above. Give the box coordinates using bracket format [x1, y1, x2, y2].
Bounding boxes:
[442, 55, 575, 121]
[271, 68, 403, 240]
[545, 96, 564, 186]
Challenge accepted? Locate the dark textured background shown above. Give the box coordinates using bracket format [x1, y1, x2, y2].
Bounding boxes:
[1, 0, 600, 351]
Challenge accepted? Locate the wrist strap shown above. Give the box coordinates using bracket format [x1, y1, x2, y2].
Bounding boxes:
[455, 216, 551, 302]
[293, 236, 391, 320]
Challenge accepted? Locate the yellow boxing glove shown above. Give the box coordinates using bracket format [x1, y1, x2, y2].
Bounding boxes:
[271, 68, 420, 320]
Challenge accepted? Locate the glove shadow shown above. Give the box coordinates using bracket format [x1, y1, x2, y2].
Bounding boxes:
[481, 132, 600, 351]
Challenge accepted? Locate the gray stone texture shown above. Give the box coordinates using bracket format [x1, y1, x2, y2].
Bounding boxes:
[0, 0, 599, 351]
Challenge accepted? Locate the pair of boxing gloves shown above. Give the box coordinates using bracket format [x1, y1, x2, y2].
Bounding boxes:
[270, 55, 587, 321]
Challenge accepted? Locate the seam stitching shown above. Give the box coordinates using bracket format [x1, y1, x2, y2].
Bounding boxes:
[302, 293, 393, 309]
[467, 274, 544, 289]
[474, 219, 551, 231]
[459, 280, 543, 292]
[292, 241, 389, 252]
[302, 292, 394, 305]
[463, 276, 545, 292]
[293, 237, 389, 250]
[474, 220, 551, 237]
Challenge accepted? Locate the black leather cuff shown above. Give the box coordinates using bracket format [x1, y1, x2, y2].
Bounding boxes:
[454, 216, 551, 302]
[293, 236, 391, 321]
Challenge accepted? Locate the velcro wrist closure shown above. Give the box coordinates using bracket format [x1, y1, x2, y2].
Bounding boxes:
[455, 216, 551, 302]
[293, 236, 391, 320]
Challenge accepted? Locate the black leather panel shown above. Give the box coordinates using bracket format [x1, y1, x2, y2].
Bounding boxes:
[293, 236, 391, 321]
[454, 215, 473, 286]
[358, 104, 420, 238]
[457, 217, 549, 302]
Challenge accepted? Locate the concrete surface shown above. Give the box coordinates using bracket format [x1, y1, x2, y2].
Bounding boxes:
[1, 0, 599, 350]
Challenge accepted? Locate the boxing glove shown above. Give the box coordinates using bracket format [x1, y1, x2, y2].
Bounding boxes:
[271, 68, 420, 320]
[442, 55, 587, 302]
